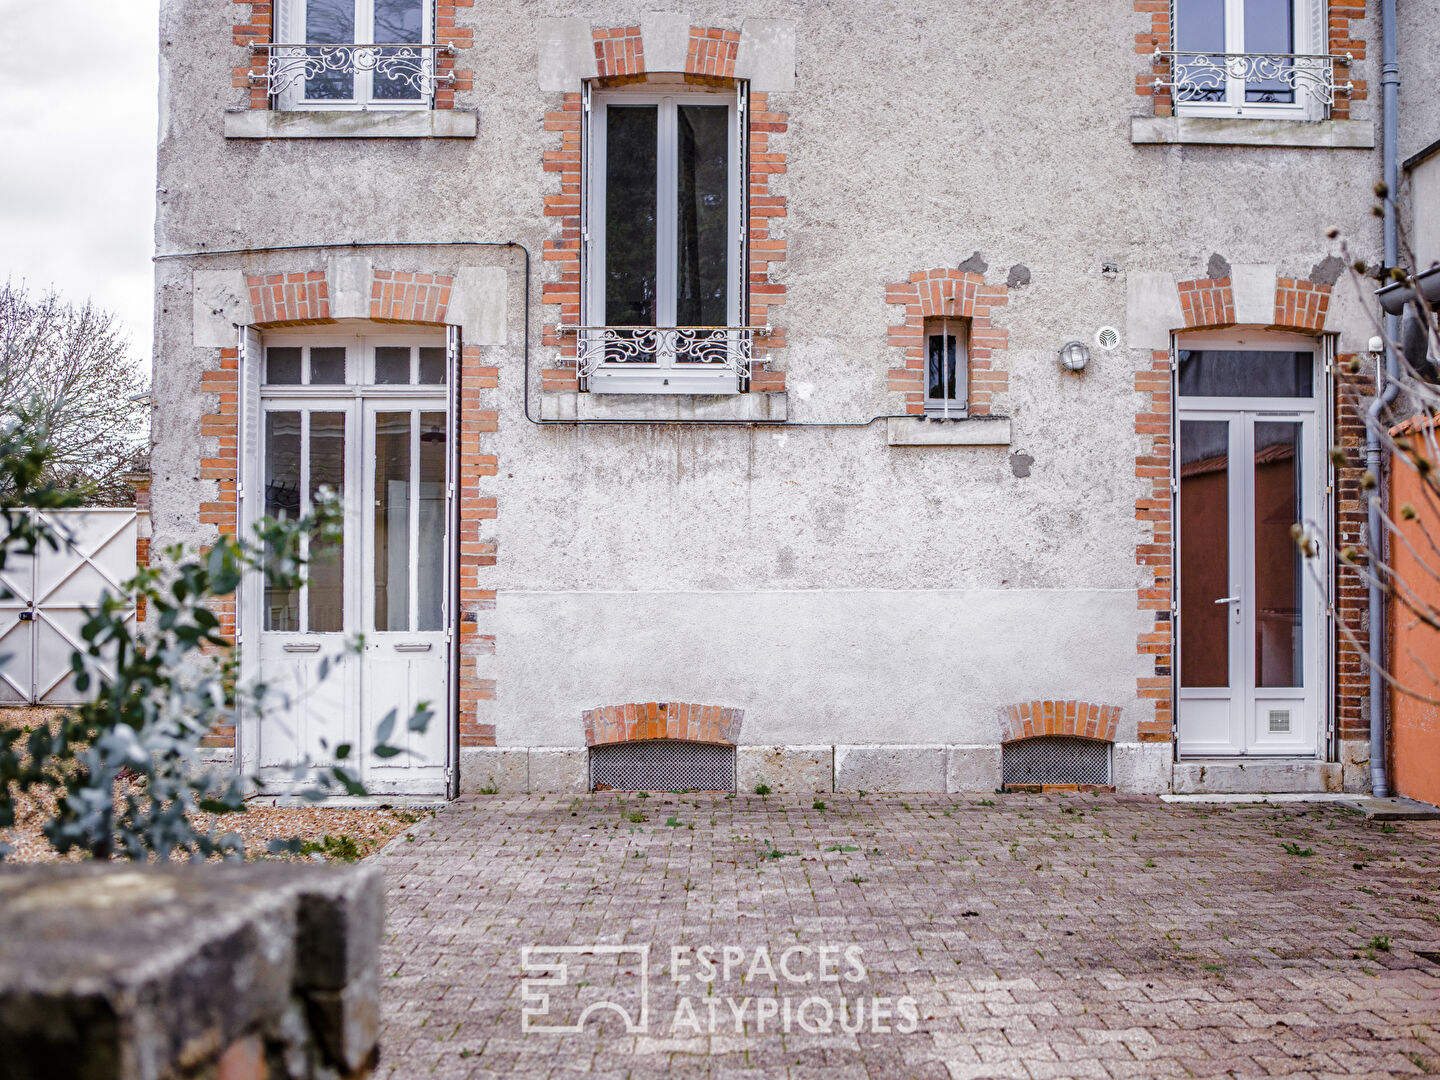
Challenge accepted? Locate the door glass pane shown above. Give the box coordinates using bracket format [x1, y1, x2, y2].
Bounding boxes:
[374, 412, 411, 632]
[266, 347, 302, 385]
[264, 412, 302, 632]
[605, 105, 659, 327]
[372, 0, 424, 102]
[417, 412, 446, 631]
[1180, 420, 1231, 688]
[418, 346, 446, 384]
[304, 0, 355, 100]
[308, 412, 346, 633]
[1178, 350, 1312, 397]
[309, 347, 346, 385]
[676, 104, 729, 333]
[1244, 0, 1295, 102]
[1174, 0, 1227, 102]
[375, 346, 411, 384]
[1255, 422, 1304, 687]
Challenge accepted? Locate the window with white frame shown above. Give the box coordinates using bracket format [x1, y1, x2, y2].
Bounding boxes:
[1170, 0, 1339, 120]
[577, 86, 749, 394]
[924, 318, 968, 418]
[266, 0, 442, 110]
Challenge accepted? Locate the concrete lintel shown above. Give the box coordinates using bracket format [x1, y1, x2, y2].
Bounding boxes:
[224, 109, 478, 139]
[192, 269, 249, 348]
[886, 416, 1011, 446]
[541, 390, 787, 423]
[1229, 264, 1279, 325]
[1125, 270, 1185, 352]
[448, 266, 508, 346]
[736, 19, 797, 93]
[640, 14, 691, 74]
[537, 17, 598, 90]
[1131, 116, 1375, 149]
[327, 256, 373, 320]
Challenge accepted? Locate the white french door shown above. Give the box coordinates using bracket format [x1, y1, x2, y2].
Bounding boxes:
[249, 331, 452, 796]
[1175, 333, 1326, 757]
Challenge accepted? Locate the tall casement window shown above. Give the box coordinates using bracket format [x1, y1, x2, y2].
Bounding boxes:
[580, 87, 746, 394]
[1171, 0, 1332, 120]
[925, 318, 969, 418]
[271, 0, 437, 110]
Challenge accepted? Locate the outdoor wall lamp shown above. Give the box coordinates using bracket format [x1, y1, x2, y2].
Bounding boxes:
[1059, 340, 1090, 372]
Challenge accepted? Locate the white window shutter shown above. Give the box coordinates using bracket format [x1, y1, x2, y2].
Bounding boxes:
[236, 325, 263, 773]
[272, 0, 297, 110]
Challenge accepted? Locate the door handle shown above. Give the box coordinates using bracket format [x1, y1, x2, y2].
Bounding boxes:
[393, 642, 432, 653]
[1214, 596, 1240, 604]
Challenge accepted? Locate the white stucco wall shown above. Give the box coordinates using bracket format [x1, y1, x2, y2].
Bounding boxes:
[150, 1, 1398, 785]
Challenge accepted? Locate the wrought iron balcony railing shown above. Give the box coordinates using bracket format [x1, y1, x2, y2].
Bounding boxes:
[1155, 51, 1352, 106]
[559, 325, 765, 382]
[250, 43, 456, 99]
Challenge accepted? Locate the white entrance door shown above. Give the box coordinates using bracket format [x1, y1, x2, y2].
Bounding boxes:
[250, 331, 452, 796]
[1176, 334, 1326, 757]
[360, 401, 450, 794]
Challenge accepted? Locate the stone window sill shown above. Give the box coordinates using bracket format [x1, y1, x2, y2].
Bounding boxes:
[223, 109, 478, 139]
[886, 416, 1012, 446]
[1131, 116, 1373, 149]
[540, 390, 787, 423]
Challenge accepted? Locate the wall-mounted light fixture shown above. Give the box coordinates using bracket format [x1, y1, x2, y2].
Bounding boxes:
[1059, 340, 1090, 372]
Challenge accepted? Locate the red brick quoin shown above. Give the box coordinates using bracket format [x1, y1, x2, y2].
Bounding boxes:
[1000, 701, 1121, 744]
[584, 703, 744, 747]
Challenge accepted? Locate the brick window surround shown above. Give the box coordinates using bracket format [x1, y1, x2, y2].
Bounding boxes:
[1135, 0, 1366, 119]
[232, 1, 474, 110]
[999, 701, 1122, 744]
[542, 24, 787, 395]
[885, 270, 1011, 416]
[1134, 272, 1364, 749]
[197, 264, 497, 749]
[584, 703, 744, 747]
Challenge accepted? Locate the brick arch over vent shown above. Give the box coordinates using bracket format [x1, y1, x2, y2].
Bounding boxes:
[1000, 701, 1121, 744]
[583, 703, 743, 747]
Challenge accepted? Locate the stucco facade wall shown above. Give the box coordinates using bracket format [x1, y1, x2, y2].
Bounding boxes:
[153, 0, 1390, 791]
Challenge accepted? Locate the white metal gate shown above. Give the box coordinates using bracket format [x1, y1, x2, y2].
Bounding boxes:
[0, 509, 138, 705]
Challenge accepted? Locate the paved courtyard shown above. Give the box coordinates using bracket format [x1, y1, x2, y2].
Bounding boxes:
[375, 793, 1440, 1078]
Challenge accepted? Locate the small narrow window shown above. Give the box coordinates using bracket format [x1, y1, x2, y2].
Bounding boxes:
[924, 318, 968, 418]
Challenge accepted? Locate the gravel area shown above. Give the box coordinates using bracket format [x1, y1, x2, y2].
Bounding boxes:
[0, 707, 433, 863]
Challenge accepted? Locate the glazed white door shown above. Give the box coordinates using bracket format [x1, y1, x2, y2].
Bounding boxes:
[359, 401, 450, 794]
[1175, 334, 1325, 757]
[251, 331, 453, 796]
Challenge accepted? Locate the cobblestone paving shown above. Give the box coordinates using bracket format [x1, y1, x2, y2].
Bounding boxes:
[375, 793, 1440, 1078]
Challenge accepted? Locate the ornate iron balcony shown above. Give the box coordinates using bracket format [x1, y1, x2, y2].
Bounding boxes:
[1156, 51, 1352, 106]
[250, 43, 456, 99]
[559, 325, 766, 382]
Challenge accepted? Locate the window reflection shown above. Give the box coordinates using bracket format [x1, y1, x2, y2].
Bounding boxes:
[1178, 350, 1313, 398]
[1254, 422, 1303, 686]
[264, 411, 302, 631]
[1180, 419, 1231, 688]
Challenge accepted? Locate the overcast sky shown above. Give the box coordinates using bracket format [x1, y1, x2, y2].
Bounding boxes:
[0, 0, 160, 381]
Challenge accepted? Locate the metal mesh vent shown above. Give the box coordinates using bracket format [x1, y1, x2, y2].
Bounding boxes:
[1002, 737, 1111, 786]
[590, 741, 735, 792]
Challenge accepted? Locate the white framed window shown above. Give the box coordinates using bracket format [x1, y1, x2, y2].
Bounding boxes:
[924, 318, 968, 418]
[272, 0, 436, 110]
[1172, 0, 1331, 120]
[261, 331, 447, 390]
[580, 86, 747, 394]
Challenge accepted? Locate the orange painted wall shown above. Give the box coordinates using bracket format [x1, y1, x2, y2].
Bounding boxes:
[1389, 460, 1440, 807]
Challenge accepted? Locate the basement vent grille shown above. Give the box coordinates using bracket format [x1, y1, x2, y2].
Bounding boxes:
[590, 741, 735, 792]
[1002, 737, 1111, 787]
